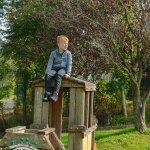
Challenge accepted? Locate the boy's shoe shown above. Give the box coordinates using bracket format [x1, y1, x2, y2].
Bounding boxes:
[50, 93, 58, 102]
[43, 93, 51, 102]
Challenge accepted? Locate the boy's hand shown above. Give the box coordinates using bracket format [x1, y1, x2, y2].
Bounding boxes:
[64, 74, 70, 78]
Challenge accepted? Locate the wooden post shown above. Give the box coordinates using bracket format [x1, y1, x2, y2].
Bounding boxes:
[84, 92, 90, 128]
[33, 87, 43, 124]
[49, 89, 63, 149]
[75, 88, 85, 125]
[42, 88, 49, 125]
[89, 91, 94, 150]
[74, 88, 85, 150]
[50, 89, 63, 138]
[42, 102, 49, 125]
[68, 88, 76, 150]
[89, 92, 94, 127]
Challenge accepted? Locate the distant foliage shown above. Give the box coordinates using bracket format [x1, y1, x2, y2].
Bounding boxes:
[94, 79, 121, 126]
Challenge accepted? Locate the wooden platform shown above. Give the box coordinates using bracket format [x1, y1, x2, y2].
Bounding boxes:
[31, 77, 97, 150]
[32, 77, 96, 91]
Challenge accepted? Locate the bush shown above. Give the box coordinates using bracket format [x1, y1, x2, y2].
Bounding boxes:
[110, 113, 134, 126]
[94, 79, 122, 126]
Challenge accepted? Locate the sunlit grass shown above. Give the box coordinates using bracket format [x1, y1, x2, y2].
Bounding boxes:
[61, 128, 150, 150]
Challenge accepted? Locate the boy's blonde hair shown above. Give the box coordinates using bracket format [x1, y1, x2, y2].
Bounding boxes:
[57, 35, 69, 44]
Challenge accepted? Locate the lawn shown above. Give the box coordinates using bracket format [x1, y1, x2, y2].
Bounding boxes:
[61, 128, 150, 150]
[0, 128, 150, 149]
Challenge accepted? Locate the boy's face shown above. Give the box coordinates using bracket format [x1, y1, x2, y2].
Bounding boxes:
[58, 39, 68, 51]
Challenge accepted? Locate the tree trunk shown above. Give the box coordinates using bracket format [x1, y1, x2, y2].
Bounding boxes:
[135, 103, 146, 133]
[134, 85, 146, 133]
[0, 102, 7, 129]
[121, 87, 127, 119]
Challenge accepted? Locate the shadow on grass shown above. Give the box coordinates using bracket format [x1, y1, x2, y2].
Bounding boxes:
[95, 128, 135, 140]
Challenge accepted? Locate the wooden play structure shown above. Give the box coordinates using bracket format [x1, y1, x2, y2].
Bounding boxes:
[0, 77, 97, 150]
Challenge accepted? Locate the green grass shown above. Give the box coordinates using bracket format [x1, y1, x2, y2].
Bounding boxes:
[95, 128, 150, 150]
[61, 128, 150, 150]
[1, 128, 150, 149]
[61, 133, 68, 148]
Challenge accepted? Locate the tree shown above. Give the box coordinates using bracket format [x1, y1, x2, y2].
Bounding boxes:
[106, 69, 129, 119]
[95, 78, 122, 126]
[103, 1, 150, 133]
[0, 58, 16, 129]
[39, 0, 150, 132]
[2, 0, 150, 132]
[2, 0, 109, 79]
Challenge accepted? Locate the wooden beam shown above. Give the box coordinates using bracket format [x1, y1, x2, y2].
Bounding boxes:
[82, 124, 97, 138]
[75, 88, 85, 125]
[89, 92, 94, 127]
[42, 89, 49, 125]
[50, 89, 63, 139]
[68, 124, 97, 138]
[84, 92, 90, 128]
[48, 89, 63, 149]
[74, 88, 85, 150]
[85, 85, 96, 91]
[6, 126, 26, 133]
[37, 128, 55, 135]
[68, 125, 86, 133]
[68, 88, 76, 150]
[33, 87, 43, 124]
[32, 77, 96, 91]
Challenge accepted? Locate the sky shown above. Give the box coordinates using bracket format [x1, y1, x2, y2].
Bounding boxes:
[0, 0, 11, 43]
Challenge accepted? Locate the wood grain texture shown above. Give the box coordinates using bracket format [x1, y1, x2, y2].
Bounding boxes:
[33, 87, 43, 124]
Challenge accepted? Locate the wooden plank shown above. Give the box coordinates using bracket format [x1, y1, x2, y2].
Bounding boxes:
[75, 88, 85, 125]
[34, 81, 84, 88]
[42, 102, 49, 125]
[82, 124, 97, 138]
[74, 88, 85, 150]
[44, 135, 55, 150]
[74, 133, 83, 150]
[68, 124, 97, 138]
[49, 100, 52, 127]
[33, 87, 43, 124]
[69, 88, 76, 127]
[68, 125, 86, 133]
[89, 92, 94, 127]
[51, 132, 66, 150]
[87, 133, 92, 150]
[37, 128, 55, 135]
[68, 133, 74, 150]
[85, 85, 96, 91]
[92, 132, 95, 150]
[32, 77, 96, 90]
[82, 136, 87, 150]
[50, 89, 63, 139]
[41, 87, 49, 125]
[68, 88, 76, 150]
[33, 77, 96, 87]
[84, 92, 90, 128]
[82, 132, 92, 150]
[6, 126, 26, 133]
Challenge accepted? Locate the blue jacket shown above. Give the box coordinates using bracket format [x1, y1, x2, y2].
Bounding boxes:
[45, 49, 72, 75]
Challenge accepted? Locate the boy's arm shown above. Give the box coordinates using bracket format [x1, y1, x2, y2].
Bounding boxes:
[45, 52, 54, 75]
[66, 52, 72, 76]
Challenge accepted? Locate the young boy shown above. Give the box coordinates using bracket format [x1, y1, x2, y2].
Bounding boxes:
[43, 35, 72, 102]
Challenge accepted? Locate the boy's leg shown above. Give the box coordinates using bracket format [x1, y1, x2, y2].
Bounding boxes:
[43, 70, 56, 101]
[51, 69, 65, 101]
